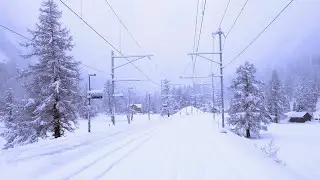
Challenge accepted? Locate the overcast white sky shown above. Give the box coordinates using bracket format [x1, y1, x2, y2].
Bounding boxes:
[1, 0, 320, 91]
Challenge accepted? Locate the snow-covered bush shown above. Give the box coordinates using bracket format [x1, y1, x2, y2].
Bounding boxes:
[257, 140, 285, 165]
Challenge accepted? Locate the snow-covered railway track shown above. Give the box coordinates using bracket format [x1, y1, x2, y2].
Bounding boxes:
[9, 129, 128, 163]
[35, 128, 156, 180]
[72, 132, 154, 180]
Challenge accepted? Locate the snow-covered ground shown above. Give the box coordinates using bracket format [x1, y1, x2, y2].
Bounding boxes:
[0, 108, 314, 180]
[252, 121, 320, 180]
[0, 114, 165, 179]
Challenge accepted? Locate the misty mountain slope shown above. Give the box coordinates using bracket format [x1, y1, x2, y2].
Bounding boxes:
[0, 32, 28, 68]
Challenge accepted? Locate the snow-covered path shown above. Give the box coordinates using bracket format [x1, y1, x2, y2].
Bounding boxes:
[98, 114, 302, 180]
[0, 113, 303, 180]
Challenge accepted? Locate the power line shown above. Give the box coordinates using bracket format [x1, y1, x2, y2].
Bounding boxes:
[101, 0, 168, 79]
[195, 0, 207, 59]
[225, 0, 249, 38]
[224, 0, 294, 68]
[80, 63, 109, 75]
[219, 0, 231, 28]
[191, 0, 201, 78]
[58, 0, 159, 86]
[0, 24, 32, 41]
[102, 0, 141, 48]
[193, 0, 207, 78]
[181, 60, 193, 76]
[0, 24, 110, 75]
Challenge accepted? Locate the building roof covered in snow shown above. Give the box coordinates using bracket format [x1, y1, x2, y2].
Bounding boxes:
[131, 104, 142, 108]
[285, 112, 311, 118]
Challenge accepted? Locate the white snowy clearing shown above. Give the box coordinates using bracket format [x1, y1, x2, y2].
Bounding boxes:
[0, 107, 316, 180]
[253, 122, 320, 180]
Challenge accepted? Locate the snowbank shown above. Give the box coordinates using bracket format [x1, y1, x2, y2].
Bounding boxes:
[251, 122, 320, 180]
[0, 114, 164, 179]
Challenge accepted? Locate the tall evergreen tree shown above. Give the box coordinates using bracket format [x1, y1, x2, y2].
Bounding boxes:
[161, 79, 177, 116]
[284, 75, 294, 102]
[292, 101, 298, 111]
[296, 77, 318, 112]
[103, 80, 112, 115]
[228, 62, 270, 138]
[0, 90, 36, 149]
[267, 70, 289, 123]
[19, 0, 81, 139]
[1, 89, 18, 149]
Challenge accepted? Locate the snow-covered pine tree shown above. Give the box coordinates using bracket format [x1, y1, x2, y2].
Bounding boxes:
[0, 90, 36, 148]
[0, 62, 9, 98]
[142, 93, 149, 114]
[296, 77, 317, 112]
[161, 79, 177, 116]
[284, 75, 294, 102]
[292, 102, 297, 111]
[267, 69, 289, 123]
[1, 89, 18, 148]
[1, 89, 15, 123]
[170, 86, 181, 113]
[228, 61, 270, 138]
[20, 0, 81, 139]
[103, 80, 112, 115]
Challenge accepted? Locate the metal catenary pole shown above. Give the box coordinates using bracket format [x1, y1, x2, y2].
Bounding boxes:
[185, 52, 222, 123]
[111, 53, 153, 124]
[127, 87, 131, 124]
[148, 93, 151, 120]
[211, 73, 215, 120]
[88, 73, 96, 132]
[217, 28, 225, 128]
[88, 75, 91, 132]
[111, 50, 116, 125]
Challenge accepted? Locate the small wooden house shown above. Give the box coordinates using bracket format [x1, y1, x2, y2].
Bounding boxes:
[286, 112, 312, 123]
[130, 104, 142, 114]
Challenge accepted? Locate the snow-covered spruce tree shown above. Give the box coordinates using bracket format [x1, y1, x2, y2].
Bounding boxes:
[292, 102, 298, 111]
[142, 93, 149, 114]
[1, 89, 15, 124]
[161, 79, 177, 116]
[267, 70, 289, 123]
[77, 89, 89, 119]
[103, 80, 112, 115]
[1, 90, 18, 148]
[296, 77, 318, 112]
[228, 61, 270, 138]
[284, 75, 294, 102]
[20, 0, 81, 139]
[0, 90, 37, 148]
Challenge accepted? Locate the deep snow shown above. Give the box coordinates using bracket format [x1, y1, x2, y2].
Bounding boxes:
[252, 121, 320, 180]
[0, 109, 315, 179]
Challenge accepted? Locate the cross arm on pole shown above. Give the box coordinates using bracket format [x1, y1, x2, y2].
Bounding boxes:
[180, 74, 222, 79]
[113, 55, 153, 59]
[114, 79, 148, 82]
[113, 56, 146, 70]
[188, 52, 221, 55]
[197, 55, 221, 65]
[187, 53, 222, 65]
[180, 75, 211, 79]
